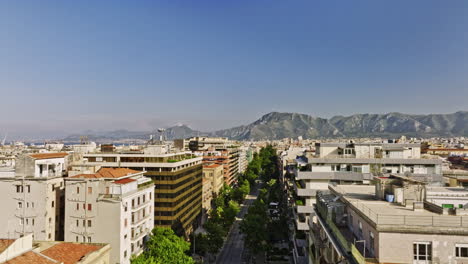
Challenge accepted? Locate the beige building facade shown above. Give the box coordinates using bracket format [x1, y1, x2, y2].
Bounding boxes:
[64, 168, 154, 264]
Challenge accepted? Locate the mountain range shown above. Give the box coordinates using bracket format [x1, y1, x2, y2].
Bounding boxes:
[62, 111, 468, 142]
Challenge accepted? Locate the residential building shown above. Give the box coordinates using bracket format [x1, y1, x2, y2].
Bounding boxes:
[188, 137, 240, 185]
[64, 168, 154, 264]
[201, 177, 213, 225]
[81, 145, 203, 236]
[310, 180, 468, 264]
[0, 153, 68, 241]
[202, 150, 239, 186]
[293, 142, 442, 231]
[203, 164, 224, 195]
[0, 234, 110, 264]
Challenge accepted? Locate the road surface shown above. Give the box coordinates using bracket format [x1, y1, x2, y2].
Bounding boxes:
[215, 184, 260, 264]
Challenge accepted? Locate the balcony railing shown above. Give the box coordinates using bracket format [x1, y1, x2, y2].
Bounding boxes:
[132, 214, 150, 226]
[316, 203, 376, 264]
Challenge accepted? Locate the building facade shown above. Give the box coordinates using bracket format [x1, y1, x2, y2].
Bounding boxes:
[82, 146, 203, 236]
[64, 168, 154, 264]
[0, 153, 67, 241]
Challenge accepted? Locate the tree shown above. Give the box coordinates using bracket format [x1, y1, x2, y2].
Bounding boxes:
[222, 200, 240, 227]
[240, 200, 269, 254]
[131, 227, 194, 264]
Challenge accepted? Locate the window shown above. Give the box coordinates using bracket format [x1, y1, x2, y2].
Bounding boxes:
[16, 185, 23, 193]
[76, 220, 79, 227]
[132, 199, 135, 207]
[138, 197, 140, 205]
[348, 214, 353, 231]
[87, 204, 92, 211]
[124, 250, 127, 258]
[76, 203, 79, 210]
[87, 237, 91, 243]
[20, 219, 24, 225]
[31, 202, 34, 208]
[49, 217, 52, 223]
[149, 192, 152, 200]
[88, 220, 92, 227]
[48, 233, 51, 239]
[76, 236, 79, 242]
[413, 242, 432, 261]
[124, 218, 128, 227]
[18, 202, 22, 209]
[51, 201, 54, 208]
[26, 202, 29, 208]
[83, 220, 85, 227]
[26, 219, 29, 225]
[77, 187, 80, 194]
[32, 219, 34, 226]
[369, 232, 375, 255]
[51, 184, 55, 192]
[358, 221, 363, 238]
[88, 187, 92, 194]
[27, 186, 30, 193]
[456, 244, 468, 258]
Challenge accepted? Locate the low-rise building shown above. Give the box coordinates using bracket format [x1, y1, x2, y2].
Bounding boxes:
[64, 168, 154, 264]
[0, 234, 110, 264]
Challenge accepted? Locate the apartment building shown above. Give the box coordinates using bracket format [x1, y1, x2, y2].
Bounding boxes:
[64, 168, 154, 264]
[203, 164, 224, 195]
[81, 145, 203, 236]
[188, 137, 240, 185]
[201, 177, 213, 224]
[0, 234, 110, 264]
[310, 180, 468, 264]
[0, 153, 67, 241]
[293, 142, 442, 231]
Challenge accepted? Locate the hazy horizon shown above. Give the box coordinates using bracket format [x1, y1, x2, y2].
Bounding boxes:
[1, 1, 468, 139]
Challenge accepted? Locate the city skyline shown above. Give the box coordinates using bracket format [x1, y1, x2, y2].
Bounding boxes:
[1, 1, 468, 138]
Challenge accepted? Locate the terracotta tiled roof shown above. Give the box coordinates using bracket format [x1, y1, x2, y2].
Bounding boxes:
[29, 153, 68, 159]
[4, 251, 58, 264]
[41, 243, 103, 264]
[70, 168, 140, 179]
[0, 239, 14, 253]
[114, 178, 137, 184]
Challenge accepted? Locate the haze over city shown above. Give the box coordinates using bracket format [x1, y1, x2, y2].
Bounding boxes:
[1, 0, 468, 140]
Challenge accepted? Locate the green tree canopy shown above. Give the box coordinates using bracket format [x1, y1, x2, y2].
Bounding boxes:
[131, 227, 194, 264]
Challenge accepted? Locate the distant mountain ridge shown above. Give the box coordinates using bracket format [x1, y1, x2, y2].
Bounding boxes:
[63, 111, 468, 142]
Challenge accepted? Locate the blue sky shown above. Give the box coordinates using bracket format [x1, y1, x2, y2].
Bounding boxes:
[1, 0, 467, 139]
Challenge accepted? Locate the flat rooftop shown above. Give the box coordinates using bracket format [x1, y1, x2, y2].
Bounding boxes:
[330, 185, 468, 233]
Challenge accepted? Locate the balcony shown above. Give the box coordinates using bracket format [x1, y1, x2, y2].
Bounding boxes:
[132, 214, 151, 226]
[316, 203, 377, 264]
[131, 227, 149, 241]
[132, 199, 151, 211]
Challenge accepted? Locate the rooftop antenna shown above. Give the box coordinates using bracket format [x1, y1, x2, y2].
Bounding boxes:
[158, 128, 166, 142]
[1, 133, 7, 146]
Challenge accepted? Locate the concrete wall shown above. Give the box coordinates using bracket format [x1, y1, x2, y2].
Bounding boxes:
[379, 232, 468, 264]
[0, 177, 63, 241]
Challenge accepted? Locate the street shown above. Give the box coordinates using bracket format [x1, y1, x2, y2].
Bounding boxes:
[215, 183, 261, 264]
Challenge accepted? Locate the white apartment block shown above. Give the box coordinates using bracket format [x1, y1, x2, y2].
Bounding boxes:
[293, 142, 443, 230]
[0, 153, 67, 241]
[64, 168, 154, 264]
